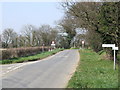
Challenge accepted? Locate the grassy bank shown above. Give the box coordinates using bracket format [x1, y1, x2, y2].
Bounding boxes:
[67, 49, 118, 88]
[0, 48, 64, 64]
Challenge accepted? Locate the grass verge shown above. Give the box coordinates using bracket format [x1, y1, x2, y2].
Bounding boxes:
[67, 49, 118, 88]
[118, 53, 120, 61]
[0, 48, 64, 64]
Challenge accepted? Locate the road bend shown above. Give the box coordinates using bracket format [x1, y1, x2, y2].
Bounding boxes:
[1, 49, 80, 88]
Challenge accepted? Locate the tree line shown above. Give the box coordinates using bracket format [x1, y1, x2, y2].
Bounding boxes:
[60, 1, 120, 59]
[1, 1, 120, 59]
[1, 24, 71, 49]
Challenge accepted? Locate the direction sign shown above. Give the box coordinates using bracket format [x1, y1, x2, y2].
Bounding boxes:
[52, 41, 55, 44]
[51, 41, 55, 49]
[102, 44, 119, 70]
[82, 41, 85, 44]
[112, 47, 118, 50]
[102, 44, 115, 48]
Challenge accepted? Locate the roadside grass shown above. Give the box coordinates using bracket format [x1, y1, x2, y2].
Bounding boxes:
[0, 48, 64, 64]
[67, 49, 118, 88]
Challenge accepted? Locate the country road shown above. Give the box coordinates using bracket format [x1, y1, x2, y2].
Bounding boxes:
[0, 49, 79, 88]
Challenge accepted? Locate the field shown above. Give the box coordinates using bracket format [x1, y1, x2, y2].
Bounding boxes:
[67, 49, 118, 88]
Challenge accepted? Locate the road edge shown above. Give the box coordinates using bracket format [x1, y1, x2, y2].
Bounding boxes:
[64, 49, 80, 88]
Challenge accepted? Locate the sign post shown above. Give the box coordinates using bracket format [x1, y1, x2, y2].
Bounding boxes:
[51, 41, 55, 50]
[42, 44, 44, 52]
[112, 46, 118, 70]
[102, 44, 118, 70]
[82, 40, 85, 48]
[114, 49, 115, 70]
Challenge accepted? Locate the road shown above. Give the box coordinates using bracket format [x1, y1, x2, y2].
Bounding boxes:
[0, 49, 79, 88]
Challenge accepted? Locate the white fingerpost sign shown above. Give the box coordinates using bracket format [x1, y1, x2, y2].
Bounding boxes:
[102, 44, 115, 48]
[102, 44, 119, 70]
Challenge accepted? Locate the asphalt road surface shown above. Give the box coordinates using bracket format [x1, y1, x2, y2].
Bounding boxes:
[0, 49, 79, 88]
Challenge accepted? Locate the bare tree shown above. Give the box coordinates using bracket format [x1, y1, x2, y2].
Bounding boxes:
[2, 28, 18, 48]
[22, 25, 37, 47]
[38, 25, 52, 46]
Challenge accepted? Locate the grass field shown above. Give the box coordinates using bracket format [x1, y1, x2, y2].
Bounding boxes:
[67, 49, 118, 88]
[0, 48, 64, 64]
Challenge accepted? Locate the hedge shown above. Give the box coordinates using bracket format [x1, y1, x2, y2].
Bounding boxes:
[1, 47, 50, 60]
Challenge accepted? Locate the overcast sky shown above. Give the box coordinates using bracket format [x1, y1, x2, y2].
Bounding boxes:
[1, 2, 64, 33]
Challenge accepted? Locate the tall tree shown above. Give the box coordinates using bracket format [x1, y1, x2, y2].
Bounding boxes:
[38, 25, 58, 46]
[22, 25, 36, 47]
[61, 2, 119, 59]
[98, 2, 120, 59]
[59, 14, 76, 48]
[2, 28, 17, 48]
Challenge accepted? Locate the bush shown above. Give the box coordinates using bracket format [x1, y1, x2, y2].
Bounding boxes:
[1, 47, 50, 60]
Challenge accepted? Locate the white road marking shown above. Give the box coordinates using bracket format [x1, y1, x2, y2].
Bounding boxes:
[1, 61, 41, 76]
[7, 65, 16, 69]
[1, 51, 64, 77]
